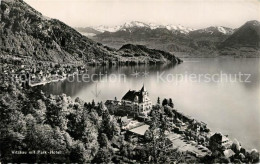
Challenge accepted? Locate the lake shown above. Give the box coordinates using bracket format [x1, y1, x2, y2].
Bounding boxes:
[39, 58, 260, 150]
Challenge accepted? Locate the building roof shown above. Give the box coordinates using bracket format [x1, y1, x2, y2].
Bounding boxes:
[140, 84, 146, 92]
[122, 85, 147, 103]
[121, 116, 131, 126]
[224, 149, 235, 158]
[105, 100, 121, 105]
[129, 124, 150, 136]
[165, 138, 173, 147]
[122, 90, 143, 103]
[210, 132, 229, 143]
[121, 116, 129, 123]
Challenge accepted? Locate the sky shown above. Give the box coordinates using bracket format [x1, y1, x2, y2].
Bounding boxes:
[24, 0, 260, 28]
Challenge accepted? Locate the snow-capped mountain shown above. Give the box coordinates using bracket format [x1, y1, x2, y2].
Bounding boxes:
[190, 26, 234, 36]
[120, 21, 196, 34]
[74, 20, 259, 57]
[215, 26, 232, 34]
[92, 21, 150, 33]
[220, 20, 260, 49]
[122, 21, 150, 28]
[76, 22, 234, 36]
[95, 25, 122, 33]
[148, 23, 165, 30]
[76, 21, 196, 35]
[165, 24, 196, 34]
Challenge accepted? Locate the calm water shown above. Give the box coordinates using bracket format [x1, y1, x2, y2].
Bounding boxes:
[40, 58, 260, 150]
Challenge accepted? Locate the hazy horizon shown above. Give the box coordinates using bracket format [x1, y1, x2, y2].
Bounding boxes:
[24, 0, 260, 29]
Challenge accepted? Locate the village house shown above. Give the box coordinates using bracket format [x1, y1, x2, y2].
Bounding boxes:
[209, 133, 233, 151]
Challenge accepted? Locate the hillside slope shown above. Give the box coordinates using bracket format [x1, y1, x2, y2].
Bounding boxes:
[118, 44, 182, 64]
[0, 0, 182, 63]
[219, 20, 260, 57]
[0, 0, 118, 63]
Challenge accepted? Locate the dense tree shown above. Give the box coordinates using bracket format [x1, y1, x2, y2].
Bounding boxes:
[34, 99, 46, 123]
[70, 141, 90, 163]
[91, 99, 95, 107]
[120, 143, 134, 159]
[98, 133, 110, 148]
[250, 149, 260, 163]
[169, 98, 174, 108]
[164, 105, 175, 118]
[92, 147, 113, 163]
[144, 129, 153, 142]
[0, 102, 27, 162]
[162, 98, 168, 106]
[0, 83, 104, 162]
[144, 107, 170, 163]
[100, 110, 120, 140]
[45, 94, 68, 130]
[96, 101, 107, 116]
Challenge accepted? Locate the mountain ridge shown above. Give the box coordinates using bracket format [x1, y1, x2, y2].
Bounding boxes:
[0, 0, 181, 64]
[118, 44, 182, 64]
[75, 21, 237, 36]
[76, 21, 197, 35]
[219, 20, 260, 57]
[81, 20, 260, 57]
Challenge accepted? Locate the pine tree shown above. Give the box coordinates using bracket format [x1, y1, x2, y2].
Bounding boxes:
[157, 97, 160, 104]
[91, 99, 95, 107]
[169, 98, 174, 108]
[162, 98, 168, 106]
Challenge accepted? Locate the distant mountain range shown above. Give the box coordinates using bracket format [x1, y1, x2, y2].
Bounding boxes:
[75, 21, 196, 35]
[75, 21, 235, 37]
[74, 27, 102, 37]
[0, 0, 181, 64]
[76, 21, 260, 57]
[1, 0, 259, 62]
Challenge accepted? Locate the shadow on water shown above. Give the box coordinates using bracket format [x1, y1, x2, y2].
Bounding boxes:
[37, 63, 178, 98]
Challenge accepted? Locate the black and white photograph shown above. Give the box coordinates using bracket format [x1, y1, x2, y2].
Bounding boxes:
[0, 0, 260, 163]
